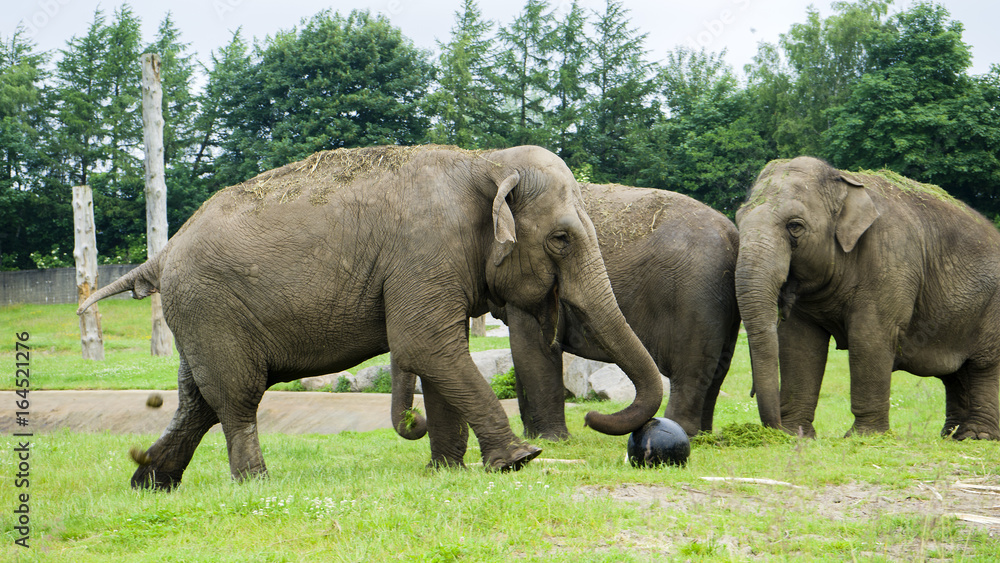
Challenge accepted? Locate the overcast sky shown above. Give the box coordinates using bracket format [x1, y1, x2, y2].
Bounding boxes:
[7, 0, 999, 77]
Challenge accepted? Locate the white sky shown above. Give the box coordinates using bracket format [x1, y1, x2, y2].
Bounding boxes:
[6, 0, 998, 77]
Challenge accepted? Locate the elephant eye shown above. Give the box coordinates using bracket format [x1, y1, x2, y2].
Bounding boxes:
[786, 220, 806, 239]
[547, 231, 572, 254]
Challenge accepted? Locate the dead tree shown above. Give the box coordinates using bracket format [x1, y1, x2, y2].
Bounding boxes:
[141, 52, 174, 356]
[73, 185, 104, 360]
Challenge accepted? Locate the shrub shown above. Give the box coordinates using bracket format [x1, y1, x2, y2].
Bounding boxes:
[365, 368, 393, 393]
[334, 375, 352, 393]
[491, 367, 517, 400]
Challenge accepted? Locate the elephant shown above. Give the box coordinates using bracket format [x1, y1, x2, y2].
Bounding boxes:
[391, 183, 741, 441]
[735, 156, 1000, 440]
[78, 144, 664, 489]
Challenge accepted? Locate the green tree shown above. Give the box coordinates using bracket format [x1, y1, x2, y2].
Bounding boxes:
[496, 0, 555, 146]
[426, 0, 506, 148]
[546, 1, 590, 166]
[187, 30, 252, 198]
[223, 10, 433, 174]
[0, 27, 48, 269]
[48, 6, 146, 263]
[635, 48, 769, 216]
[745, 0, 890, 156]
[824, 2, 1000, 215]
[581, 0, 658, 183]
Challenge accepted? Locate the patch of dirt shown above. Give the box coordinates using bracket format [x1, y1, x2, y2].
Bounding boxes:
[575, 477, 1000, 559]
[0, 390, 519, 435]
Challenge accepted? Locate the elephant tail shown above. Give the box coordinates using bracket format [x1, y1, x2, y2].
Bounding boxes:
[77, 257, 163, 315]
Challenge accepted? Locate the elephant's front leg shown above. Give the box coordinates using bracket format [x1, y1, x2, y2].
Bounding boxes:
[844, 317, 896, 436]
[420, 376, 469, 468]
[777, 312, 830, 437]
[388, 312, 540, 471]
[508, 306, 570, 441]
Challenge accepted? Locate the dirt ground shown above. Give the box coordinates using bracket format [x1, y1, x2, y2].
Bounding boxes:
[0, 389, 519, 435]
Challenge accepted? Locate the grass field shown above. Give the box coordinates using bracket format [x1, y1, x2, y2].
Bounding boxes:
[2, 301, 999, 561]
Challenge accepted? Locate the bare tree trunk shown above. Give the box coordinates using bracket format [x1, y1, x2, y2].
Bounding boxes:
[471, 315, 487, 337]
[73, 185, 104, 361]
[142, 52, 174, 356]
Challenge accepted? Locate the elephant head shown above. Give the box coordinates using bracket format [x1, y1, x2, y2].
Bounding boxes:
[735, 156, 878, 430]
[393, 146, 663, 440]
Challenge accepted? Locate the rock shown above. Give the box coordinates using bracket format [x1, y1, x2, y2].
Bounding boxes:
[300, 371, 350, 391]
[354, 365, 390, 392]
[589, 364, 634, 402]
[561, 353, 605, 398]
[470, 349, 514, 382]
[588, 364, 670, 403]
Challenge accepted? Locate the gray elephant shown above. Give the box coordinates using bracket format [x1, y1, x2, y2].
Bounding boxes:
[735, 156, 1000, 440]
[392, 183, 741, 441]
[78, 145, 664, 489]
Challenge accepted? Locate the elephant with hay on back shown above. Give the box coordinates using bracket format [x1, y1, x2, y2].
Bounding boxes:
[79, 144, 665, 489]
[391, 183, 740, 443]
[736, 156, 1000, 440]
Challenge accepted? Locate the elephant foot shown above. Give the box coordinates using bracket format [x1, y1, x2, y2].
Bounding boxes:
[944, 423, 1000, 441]
[844, 422, 890, 438]
[130, 449, 182, 491]
[780, 421, 816, 438]
[427, 457, 467, 470]
[485, 444, 542, 472]
[524, 427, 571, 442]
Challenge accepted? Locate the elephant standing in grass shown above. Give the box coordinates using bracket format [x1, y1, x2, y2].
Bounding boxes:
[79, 145, 665, 489]
[392, 183, 741, 441]
[736, 156, 1000, 440]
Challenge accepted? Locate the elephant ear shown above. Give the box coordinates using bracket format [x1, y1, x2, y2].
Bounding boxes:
[491, 171, 520, 266]
[835, 173, 879, 253]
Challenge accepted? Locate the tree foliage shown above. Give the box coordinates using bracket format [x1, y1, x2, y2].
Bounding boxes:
[4, 0, 1000, 270]
[823, 1, 1000, 214]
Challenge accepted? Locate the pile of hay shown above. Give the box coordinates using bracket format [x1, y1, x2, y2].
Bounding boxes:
[584, 183, 673, 251]
[232, 144, 473, 205]
[690, 423, 794, 448]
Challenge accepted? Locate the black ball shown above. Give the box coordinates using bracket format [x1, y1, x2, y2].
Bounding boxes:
[627, 417, 690, 468]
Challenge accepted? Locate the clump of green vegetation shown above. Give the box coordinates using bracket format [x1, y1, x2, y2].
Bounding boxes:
[491, 367, 517, 400]
[364, 368, 393, 394]
[334, 375, 351, 393]
[401, 407, 423, 432]
[691, 423, 794, 448]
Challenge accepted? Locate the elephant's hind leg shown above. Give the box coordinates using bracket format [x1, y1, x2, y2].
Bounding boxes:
[189, 350, 270, 481]
[943, 363, 1000, 440]
[132, 355, 219, 490]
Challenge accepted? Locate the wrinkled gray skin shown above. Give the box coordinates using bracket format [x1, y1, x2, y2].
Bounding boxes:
[736, 156, 1000, 440]
[78, 145, 664, 489]
[392, 184, 740, 443]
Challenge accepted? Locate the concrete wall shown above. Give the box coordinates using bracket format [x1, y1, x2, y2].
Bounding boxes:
[1, 265, 139, 306]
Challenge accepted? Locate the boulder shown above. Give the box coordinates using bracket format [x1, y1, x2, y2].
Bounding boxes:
[561, 353, 605, 398]
[588, 364, 670, 403]
[300, 371, 349, 391]
[470, 349, 514, 382]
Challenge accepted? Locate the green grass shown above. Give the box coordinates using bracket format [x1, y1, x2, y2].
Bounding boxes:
[2, 302, 999, 561]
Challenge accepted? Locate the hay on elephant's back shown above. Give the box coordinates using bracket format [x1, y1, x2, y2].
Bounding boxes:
[234, 145, 460, 204]
[585, 183, 673, 251]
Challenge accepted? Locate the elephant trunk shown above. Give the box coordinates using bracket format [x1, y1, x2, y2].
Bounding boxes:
[390, 361, 427, 440]
[569, 253, 663, 436]
[734, 220, 791, 430]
